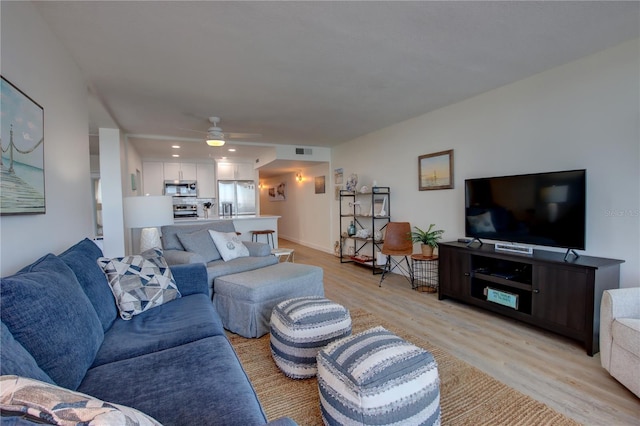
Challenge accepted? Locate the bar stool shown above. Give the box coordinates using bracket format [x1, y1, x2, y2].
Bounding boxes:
[250, 230, 275, 248]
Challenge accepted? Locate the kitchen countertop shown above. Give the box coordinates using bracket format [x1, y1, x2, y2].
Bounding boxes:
[173, 215, 280, 223]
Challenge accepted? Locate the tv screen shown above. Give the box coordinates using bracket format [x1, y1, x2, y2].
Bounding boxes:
[465, 170, 586, 250]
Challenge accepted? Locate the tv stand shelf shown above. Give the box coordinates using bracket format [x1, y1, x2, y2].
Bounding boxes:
[438, 241, 624, 356]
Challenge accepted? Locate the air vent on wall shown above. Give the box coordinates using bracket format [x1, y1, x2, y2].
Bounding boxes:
[295, 147, 313, 155]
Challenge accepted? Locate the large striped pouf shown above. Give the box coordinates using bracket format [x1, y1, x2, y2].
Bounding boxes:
[270, 296, 352, 379]
[317, 326, 441, 426]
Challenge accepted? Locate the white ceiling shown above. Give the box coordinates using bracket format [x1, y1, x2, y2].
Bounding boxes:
[35, 1, 639, 166]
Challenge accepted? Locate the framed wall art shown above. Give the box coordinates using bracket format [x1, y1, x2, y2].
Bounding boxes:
[1, 76, 45, 215]
[315, 176, 326, 194]
[269, 182, 286, 201]
[418, 149, 454, 191]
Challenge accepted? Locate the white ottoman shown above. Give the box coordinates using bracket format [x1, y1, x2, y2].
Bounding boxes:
[270, 297, 352, 379]
[317, 326, 441, 426]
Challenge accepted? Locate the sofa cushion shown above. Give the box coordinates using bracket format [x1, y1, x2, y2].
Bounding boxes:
[1, 322, 54, 385]
[0, 254, 104, 391]
[92, 293, 226, 367]
[98, 248, 181, 320]
[0, 375, 161, 426]
[79, 336, 268, 426]
[177, 229, 221, 262]
[161, 221, 236, 251]
[59, 238, 117, 331]
[209, 230, 250, 261]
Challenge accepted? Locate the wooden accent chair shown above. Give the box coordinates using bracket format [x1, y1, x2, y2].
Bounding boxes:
[379, 222, 413, 287]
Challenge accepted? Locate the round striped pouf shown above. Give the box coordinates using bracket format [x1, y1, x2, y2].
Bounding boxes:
[270, 296, 352, 379]
[317, 326, 441, 426]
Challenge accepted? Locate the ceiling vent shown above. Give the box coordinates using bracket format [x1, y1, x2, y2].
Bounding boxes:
[295, 147, 313, 155]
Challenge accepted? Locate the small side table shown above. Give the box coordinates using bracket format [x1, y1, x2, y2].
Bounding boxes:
[411, 254, 439, 292]
[272, 248, 295, 263]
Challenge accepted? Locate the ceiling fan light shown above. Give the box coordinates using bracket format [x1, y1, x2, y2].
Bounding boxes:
[206, 138, 225, 147]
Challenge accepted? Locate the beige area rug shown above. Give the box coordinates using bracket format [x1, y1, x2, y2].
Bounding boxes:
[227, 309, 581, 425]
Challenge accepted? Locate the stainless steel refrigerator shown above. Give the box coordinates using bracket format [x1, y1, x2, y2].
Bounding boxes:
[217, 180, 256, 216]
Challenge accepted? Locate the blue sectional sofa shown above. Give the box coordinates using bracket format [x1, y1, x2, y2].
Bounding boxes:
[0, 238, 295, 425]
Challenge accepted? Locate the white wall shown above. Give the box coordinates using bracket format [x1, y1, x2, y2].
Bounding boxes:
[0, 2, 94, 275]
[259, 162, 332, 251]
[331, 39, 639, 287]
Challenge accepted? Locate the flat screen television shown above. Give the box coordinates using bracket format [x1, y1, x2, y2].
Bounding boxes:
[465, 169, 586, 250]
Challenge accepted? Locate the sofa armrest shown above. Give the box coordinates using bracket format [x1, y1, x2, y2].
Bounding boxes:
[600, 287, 640, 370]
[163, 249, 205, 265]
[171, 263, 209, 296]
[244, 241, 272, 257]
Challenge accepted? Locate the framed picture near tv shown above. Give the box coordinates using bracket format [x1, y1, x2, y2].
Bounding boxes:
[419, 149, 454, 191]
[1, 76, 45, 215]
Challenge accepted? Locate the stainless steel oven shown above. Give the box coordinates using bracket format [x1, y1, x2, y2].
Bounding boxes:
[173, 204, 198, 218]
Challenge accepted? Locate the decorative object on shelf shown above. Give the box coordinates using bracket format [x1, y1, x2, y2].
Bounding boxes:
[370, 195, 387, 217]
[355, 228, 371, 239]
[374, 230, 383, 242]
[348, 221, 356, 236]
[359, 186, 369, 193]
[410, 224, 445, 257]
[418, 149, 454, 191]
[372, 180, 378, 188]
[346, 173, 358, 192]
[350, 254, 374, 263]
[348, 201, 362, 215]
[1, 77, 45, 215]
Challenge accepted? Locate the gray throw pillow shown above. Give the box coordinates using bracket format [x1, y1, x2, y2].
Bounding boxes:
[177, 229, 221, 262]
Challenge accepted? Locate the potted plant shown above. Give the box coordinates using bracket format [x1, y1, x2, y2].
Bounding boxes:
[410, 224, 444, 257]
[203, 201, 212, 219]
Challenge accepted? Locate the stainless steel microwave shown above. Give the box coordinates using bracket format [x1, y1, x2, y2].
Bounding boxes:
[164, 180, 197, 197]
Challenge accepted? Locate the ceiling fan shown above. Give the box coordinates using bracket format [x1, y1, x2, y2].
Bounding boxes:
[184, 116, 261, 147]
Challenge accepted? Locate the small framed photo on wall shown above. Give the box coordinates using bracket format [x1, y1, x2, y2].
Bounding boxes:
[418, 149, 454, 191]
[315, 176, 326, 194]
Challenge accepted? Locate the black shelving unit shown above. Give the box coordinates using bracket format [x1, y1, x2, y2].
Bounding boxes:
[339, 187, 390, 274]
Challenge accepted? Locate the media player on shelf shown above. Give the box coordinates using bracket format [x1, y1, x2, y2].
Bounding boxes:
[494, 243, 534, 255]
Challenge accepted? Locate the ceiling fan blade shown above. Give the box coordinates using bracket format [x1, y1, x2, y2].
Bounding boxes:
[226, 132, 262, 139]
[177, 127, 207, 135]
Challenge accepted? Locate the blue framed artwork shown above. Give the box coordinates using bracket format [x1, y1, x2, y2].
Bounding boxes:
[1, 76, 45, 215]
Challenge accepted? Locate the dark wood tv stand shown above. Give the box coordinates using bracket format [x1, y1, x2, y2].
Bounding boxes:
[438, 241, 624, 356]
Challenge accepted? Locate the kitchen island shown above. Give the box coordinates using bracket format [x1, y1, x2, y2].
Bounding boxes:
[172, 215, 281, 247]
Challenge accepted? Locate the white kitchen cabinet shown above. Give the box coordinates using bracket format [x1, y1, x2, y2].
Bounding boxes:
[197, 163, 216, 198]
[164, 162, 197, 181]
[216, 162, 255, 181]
[236, 163, 255, 180]
[142, 162, 164, 196]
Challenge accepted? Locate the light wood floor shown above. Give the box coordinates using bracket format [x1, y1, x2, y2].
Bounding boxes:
[279, 239, 639, 425]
